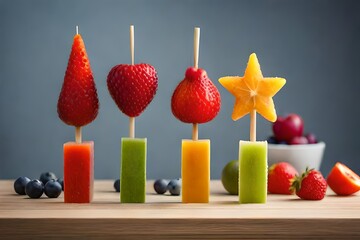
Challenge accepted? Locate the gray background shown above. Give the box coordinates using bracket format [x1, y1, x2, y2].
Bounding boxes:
[1, 0, 359, 180]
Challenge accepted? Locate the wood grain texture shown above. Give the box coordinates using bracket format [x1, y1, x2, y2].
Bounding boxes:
[1, 180, 359, 239]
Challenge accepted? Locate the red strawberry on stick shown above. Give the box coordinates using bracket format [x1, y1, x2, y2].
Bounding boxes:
[57, 26, 99, 143]
[171, 28, 221, 139]
[107, 25, 158, 138]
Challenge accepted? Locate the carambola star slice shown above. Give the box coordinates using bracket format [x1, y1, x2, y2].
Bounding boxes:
[219, 53, 286, 122]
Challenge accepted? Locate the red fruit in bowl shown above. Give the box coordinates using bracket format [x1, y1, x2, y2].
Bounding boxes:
[171, 67, 221, 123]
[57, 34, 99, 127]
[268, 162, 298, 194]
[272, 114, 304, 142]
[288, 136, 308, 145]
[305, 133, 318, 144]
[107, 64, 158, 117]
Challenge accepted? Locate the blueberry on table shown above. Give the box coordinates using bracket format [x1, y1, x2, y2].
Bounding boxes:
[25, 179, 44, 199]
[168, 179, 181, 196]
[14, 177, 31, 195]
[44, 180, 62, 198]
[154, 179, 169, 194]
[114, 179, 120, 192]
[57, 178, 64, 191]
[40, 172, 57, 185]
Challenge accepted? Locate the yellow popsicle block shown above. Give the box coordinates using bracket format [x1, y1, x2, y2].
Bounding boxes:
[181, 139, 210, 203]
[219, 53, 286, 122]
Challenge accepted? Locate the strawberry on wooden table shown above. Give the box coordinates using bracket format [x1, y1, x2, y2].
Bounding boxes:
[268, 162, 298, 195]
[291, 168, 327, 200]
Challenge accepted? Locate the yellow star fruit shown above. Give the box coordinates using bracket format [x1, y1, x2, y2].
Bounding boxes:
[219, 53, 286, 122]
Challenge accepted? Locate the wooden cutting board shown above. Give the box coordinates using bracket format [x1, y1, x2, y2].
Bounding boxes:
[1, 180, 359, 239]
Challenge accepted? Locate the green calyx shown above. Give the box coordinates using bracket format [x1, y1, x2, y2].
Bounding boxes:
[290, 167, 314, 193]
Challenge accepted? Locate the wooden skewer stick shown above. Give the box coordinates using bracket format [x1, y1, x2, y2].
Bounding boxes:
[192, 27, 200, 141]
[130, 25, 134, 65]
[250, 110, 256, 142]
[193, 27, 200, 69]
[129, 25, 135, 138]
[192, 123, 199, 141]
[129, 117, 135, 139]
[74, 25, 82, 144]
[75, 126, 82, 144]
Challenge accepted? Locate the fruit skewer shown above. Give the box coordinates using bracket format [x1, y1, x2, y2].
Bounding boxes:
[107, 25, 158, 203]
[171, 27, 221, 203]
[219, 53, 286, 204]
[57, 26, 99, 203]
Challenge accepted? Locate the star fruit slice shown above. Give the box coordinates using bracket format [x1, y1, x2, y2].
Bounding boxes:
[219, 53, 286, 122]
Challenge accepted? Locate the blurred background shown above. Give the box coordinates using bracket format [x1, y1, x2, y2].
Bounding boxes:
[0, 0, 359, 180]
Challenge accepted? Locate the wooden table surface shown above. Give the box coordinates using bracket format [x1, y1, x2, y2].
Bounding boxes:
[1, 180, 359, 239]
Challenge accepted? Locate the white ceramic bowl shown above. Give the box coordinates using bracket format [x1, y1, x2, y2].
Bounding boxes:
[268, 142, 326, 172]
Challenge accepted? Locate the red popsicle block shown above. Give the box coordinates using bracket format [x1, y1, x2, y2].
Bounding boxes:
[64, 141, 94, 203]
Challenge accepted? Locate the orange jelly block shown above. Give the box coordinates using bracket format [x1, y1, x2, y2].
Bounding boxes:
[182, 139, 210, 203]
[64, 141, 94, 203]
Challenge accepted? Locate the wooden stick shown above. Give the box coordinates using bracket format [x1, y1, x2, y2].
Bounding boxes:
[192, 123, 198, 141]
[74, 25, 81, 144]
[192, 27, 200, 141]
[193, 27, 200, 69]
[130, 25, 134, 65]
[250, 110, 256, 142]
[128, 25, 135, 139]
[75, 126, 82, 144]
[129, 117, 135, 139]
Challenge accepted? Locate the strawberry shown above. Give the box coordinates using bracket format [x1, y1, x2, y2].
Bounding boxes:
[291, 168, 327, 200]
[57, 34, 99, 127]
[171, 67, 221, 123]
[107, 64, 158, 117]
[268, 162, 298, 194]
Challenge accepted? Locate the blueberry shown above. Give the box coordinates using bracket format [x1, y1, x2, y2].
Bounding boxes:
[154, 179, 169, 194]
[167, 179, 181, 196]
[40, 172, 57, 185]
[57, 178, 64, 191]
[267, 136, 278, 144]
[278, 141, 288, 145]
[44, 180, 62, 198]
[114, 179, 120, 192]
[14, 177, 31, 195]
[25, 179, 44, 198]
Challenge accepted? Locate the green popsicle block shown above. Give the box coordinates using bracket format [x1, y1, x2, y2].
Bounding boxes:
[120, 138, 146, 203]
[239, 140, 267, 204]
